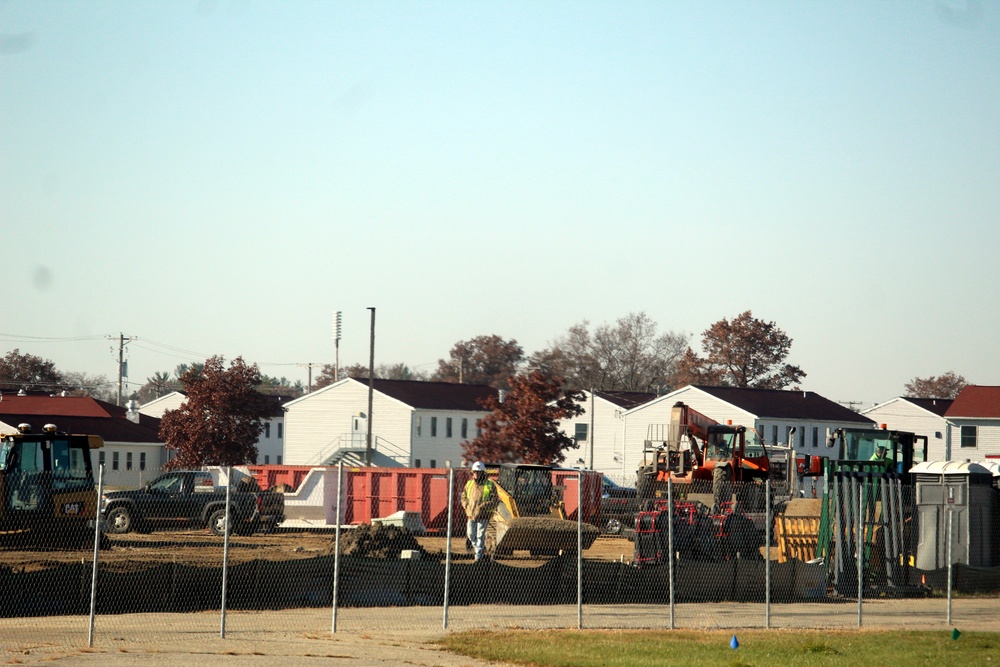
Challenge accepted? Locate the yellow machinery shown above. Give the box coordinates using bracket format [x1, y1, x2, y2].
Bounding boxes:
[0, 423, 104, 548]
[484, 463, 599, 558]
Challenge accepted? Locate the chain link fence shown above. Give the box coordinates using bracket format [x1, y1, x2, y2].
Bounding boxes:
[1, 461, 998, 650]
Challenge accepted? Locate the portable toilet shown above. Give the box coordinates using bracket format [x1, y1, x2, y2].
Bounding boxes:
[911, 461, 996, 570]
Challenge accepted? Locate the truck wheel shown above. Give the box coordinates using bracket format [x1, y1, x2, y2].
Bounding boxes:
[603, 517, 623, 535]
[209, 509, 232, 536]
[235, 519, 259, 537]
[105, 506, 133, 535]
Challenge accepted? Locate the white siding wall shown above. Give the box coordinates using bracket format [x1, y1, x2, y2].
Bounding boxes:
[410, 411, 488, 468]
[257, 416, 285, 465]
[283, 380, 414, 465]
[863, 399, 949, 461]
[91, 442, 167, 489]
[947, 420, 1000, 460]
[556, 392, 634, 482]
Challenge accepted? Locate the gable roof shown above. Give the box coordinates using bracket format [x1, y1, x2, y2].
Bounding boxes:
[354, 378, 497, 411]
[945, 386, 1000, 419]
[0, 395, 162, 443]
[594, 390, 656, 410]
[900, 396, 953, 417]
[694, 385, 875, 424]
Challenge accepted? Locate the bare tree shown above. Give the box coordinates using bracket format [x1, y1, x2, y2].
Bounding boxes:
[530, 313, 688, 392]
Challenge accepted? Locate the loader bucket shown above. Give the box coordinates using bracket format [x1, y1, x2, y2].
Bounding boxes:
[490, 514, 599, 557]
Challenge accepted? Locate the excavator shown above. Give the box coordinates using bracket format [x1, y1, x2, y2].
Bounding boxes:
[0, 423, 105, 549]
[484, 463, 599, 558]
[633, 402, 775, 566]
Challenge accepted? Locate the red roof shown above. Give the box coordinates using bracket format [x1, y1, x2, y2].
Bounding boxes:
[945, 386, 1000, 419]
[0, 395, 114, 418]
[0, 394, 161, 442]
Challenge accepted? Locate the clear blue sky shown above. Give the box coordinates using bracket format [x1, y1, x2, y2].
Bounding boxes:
[2, 1, 998, 407]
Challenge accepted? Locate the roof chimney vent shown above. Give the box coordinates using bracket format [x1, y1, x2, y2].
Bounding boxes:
[126, 399, 141, 424]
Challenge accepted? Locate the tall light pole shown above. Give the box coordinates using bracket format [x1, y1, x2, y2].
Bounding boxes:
[333, 311, 342, 382]
[365, 307, 375, 467]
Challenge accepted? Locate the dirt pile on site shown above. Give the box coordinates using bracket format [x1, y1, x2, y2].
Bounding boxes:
[333, 523, 426, 559]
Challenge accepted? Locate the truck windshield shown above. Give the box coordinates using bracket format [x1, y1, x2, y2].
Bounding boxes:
[844, 431, 893, 462]
[0, 440, 12, 471]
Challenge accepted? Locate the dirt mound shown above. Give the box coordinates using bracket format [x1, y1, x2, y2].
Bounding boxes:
[334, 523, 426, 559]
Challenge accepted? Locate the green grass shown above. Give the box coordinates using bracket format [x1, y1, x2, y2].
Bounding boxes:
[438, 629, 999, 666]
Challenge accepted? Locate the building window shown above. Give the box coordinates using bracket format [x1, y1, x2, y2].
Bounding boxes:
[277, 455, 282, 465]
[461, 418, 468, 439]
[112, 451, 119, 471]
[812, 427, 819, 448]
[265, 423, 271, 438]
[416, 416, 422, 437]
[575, 423, 588, 442]
[430, 459, 436, 468]
[98, 451, 105, 468]
[431, 417, 438, 437]
[264, 455, 270, 464]
[277, 423, 283, 439]
[125, 452, 133, 471]
[139, 452, 146, 471]
[771, 425, 779, 445]
[446, 417, 453, 438]
[477, 423, 482, 438]
[414, 459, 421, 468]
[961, 425, 978, 448]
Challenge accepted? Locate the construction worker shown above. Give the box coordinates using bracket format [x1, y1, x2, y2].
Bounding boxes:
[870, 444, 889, 462]
[462, 461, 495, 561]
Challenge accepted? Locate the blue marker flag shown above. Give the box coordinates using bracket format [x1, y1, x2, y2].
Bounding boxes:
[730, 635, 739, 650]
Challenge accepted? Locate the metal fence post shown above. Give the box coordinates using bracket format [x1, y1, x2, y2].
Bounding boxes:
[765, 479, 771, 629]
[857, 482, 863, 628]
[668, 477, 675, 630]
[221, 466, 231, 638]
[332, 461, 344, 633]
[88, 463, 104, 647]
[577, 472, 583, 630]
[443, 467, 454, 629]
[947, 506, 954, 626]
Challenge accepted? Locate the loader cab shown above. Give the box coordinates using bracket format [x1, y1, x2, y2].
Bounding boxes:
[0, 424, 102, 522]
[496, 464, 555, 517]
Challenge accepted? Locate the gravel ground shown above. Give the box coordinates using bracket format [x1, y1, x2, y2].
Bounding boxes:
[1, 598, 996, 666]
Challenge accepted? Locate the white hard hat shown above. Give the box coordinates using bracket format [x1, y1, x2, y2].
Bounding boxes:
[471, 461, 486, 472]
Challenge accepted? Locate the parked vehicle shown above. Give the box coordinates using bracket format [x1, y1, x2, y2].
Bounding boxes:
[599, 476, 637, 535]
[101, 469, 285, 536]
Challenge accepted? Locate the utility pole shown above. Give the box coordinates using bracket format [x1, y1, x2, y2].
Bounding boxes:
[588, 388, 595, 470]
[334, 311, 342, 382]
[365, 307, 375, 467]
[110, 333, 135, 407]
[838, 400, 864, 413]
[296, 363, 322, 393]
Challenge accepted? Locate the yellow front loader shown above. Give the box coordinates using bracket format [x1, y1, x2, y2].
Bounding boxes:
[484, 463, 599, 558]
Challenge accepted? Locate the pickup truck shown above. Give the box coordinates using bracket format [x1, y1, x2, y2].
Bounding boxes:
[100, 470, 285, 536]
[600, 476, 639, 536]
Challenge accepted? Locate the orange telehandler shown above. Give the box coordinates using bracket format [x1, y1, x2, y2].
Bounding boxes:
[633, 402, 775, 566]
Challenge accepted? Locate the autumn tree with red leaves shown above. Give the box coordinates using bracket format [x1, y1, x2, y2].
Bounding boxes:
[905, 371, 967, 399]
[433, 334, 524, 390]
[674, 311, 805, 389]
[462, 370, 584, 465]
[159, 356, 271, 469]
